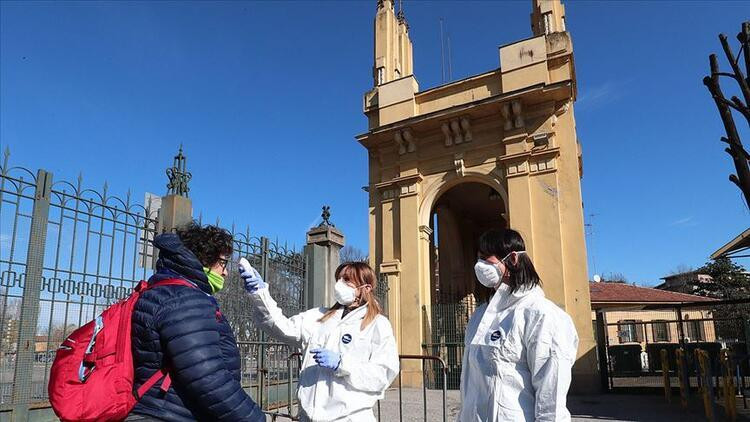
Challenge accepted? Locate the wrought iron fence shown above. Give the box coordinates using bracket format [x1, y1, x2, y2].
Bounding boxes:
[375, 273, 389, 317]
[214, 229, 306, 411]
[0, 150, 307, 418]
[0, 150, 160, 413]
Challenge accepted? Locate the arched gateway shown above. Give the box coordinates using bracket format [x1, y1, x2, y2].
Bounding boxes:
[356, 0, 598, 392]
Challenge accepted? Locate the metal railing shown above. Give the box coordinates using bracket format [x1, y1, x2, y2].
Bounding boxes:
[657, 346, 750, 420]
[388, 355, 448, 422]
[266, 353, 449, 422]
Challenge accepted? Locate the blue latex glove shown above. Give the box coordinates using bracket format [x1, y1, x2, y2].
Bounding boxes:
[309, 348, 341, 370]
[239, 257, 267, 293]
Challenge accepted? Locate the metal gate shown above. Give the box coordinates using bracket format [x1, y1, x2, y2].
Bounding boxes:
[422, 300, 477, 390]
[596, 300, 750, 392]
[0, 150, 307, 418]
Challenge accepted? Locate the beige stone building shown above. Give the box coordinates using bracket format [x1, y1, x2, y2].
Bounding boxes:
[357, 0, 597, 390]
[590, 282, 717, 347]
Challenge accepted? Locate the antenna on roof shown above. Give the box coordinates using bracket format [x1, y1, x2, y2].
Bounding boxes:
[585, 213, 598, 276]
[439, 18, 446, 84]
[447, 32, 453, 81]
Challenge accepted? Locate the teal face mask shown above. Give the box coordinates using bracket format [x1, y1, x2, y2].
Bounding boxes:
[203, 267, 225, 294]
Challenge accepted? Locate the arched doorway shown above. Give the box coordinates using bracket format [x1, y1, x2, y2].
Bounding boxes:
[425, 181, 507, 388]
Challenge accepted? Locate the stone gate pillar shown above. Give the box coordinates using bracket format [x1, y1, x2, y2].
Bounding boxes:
[158, 195, 192, 232]
[304, 206, 345, 309]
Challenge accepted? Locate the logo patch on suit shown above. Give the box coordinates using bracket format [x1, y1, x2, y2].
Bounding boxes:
[490, 330, 503, 341]
[342, 334, 352, 344]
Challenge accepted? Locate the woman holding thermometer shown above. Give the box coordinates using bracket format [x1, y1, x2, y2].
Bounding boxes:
[239, 258, 399, 422]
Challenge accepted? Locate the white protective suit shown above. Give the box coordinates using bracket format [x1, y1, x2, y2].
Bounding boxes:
[457, 283, 578, 422]
[248, 287, 399, 422]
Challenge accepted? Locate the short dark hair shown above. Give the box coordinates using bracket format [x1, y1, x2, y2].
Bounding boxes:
[176, 221, 233, 268]
[478, 228, 541, 293]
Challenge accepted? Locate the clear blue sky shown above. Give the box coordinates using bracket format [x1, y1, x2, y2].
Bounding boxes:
[1, 1, 748, 286]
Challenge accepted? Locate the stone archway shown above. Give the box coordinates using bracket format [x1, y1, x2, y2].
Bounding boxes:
[421, 180, 508, 388]
[428, 181, 507, 304]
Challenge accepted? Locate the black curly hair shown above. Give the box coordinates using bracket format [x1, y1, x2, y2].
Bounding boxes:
[176, 221, 234, 267]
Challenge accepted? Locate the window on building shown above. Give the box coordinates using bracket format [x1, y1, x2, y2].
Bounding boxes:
[652, 320, 670, 342]
[543, 13, 553, 35]
[377, 67, 385, 85]
[685, 318, 704, 341]
[618, 320, 643, 343]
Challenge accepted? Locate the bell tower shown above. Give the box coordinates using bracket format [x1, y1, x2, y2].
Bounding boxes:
[373, 0, 413, 86]
[359, 0, 598, 392]
[531, 0, 567, 36]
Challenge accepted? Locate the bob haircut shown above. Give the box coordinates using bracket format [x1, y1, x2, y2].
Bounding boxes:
[477, 228, 541, 293]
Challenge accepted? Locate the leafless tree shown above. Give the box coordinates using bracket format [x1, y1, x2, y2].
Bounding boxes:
[340, 245, 369, 263]
[668, 264, 695, 276]
[704, 21, 750, 209]
[603, 272, 627, 283]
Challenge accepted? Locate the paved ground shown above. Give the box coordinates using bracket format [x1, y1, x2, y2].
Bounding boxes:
[569, 394, 709, 422]
[267, 390, 750, 421]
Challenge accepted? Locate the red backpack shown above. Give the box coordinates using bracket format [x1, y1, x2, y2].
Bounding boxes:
[48, 278, 196, 422]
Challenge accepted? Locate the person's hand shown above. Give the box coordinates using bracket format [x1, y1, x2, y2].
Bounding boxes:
[309, 348, 341, 370]
[239, 257, 267, 293]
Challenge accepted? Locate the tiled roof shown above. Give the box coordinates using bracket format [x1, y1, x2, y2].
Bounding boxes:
[589, 282, 716, 304]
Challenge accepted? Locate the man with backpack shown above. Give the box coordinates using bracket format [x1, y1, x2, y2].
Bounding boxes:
[126, 222, 265, 421]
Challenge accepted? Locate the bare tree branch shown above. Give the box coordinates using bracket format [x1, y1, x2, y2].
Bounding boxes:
[731, 174, 742, 188]
[712, 95, 750, 122]
[730, 96, 750, 124]
[741, 22, 750, 85]
[720, 32, 750, 106]
[705, 30, 750, 210]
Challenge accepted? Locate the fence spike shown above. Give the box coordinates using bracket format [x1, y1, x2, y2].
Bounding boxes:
[77, 172, 83, 191]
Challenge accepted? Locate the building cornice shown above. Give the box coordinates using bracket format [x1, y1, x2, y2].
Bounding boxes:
[356, 80, 573, 147]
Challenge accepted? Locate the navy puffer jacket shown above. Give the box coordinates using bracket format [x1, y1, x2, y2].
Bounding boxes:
[130, 233, 264, 421]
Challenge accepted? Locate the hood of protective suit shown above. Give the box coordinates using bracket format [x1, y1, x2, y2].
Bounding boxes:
[486, 282, 540, 310]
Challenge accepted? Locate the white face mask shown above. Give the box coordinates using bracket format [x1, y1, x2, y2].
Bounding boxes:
[474, 251, 526, 288]
[334, 279, 358, 306]
[474, 259, 501, 288]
